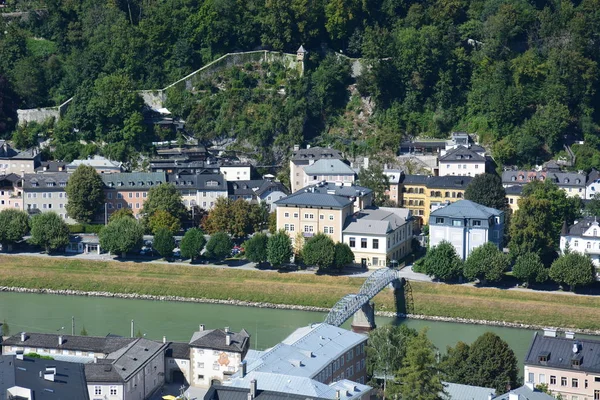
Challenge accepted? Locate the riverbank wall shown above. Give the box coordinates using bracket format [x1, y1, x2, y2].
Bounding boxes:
[3, 286, 600, 336]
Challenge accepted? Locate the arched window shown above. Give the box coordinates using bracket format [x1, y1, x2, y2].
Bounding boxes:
[445, 192, 450, 197]
[419, 188, 424, 194]
[511, 176, 516, 181]
[419, 200, 424, 206]
[408, 188, 414, 193]
[452, 192, 456, 198]
[594, 229, 597, 237]
[564, 178, 570, 183]
[457, 192, 463, 198]
[519, 175, 525, 180]
[430, 191, 435, 197]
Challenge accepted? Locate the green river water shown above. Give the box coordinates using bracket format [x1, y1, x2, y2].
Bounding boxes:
[0, 291, 595, 372]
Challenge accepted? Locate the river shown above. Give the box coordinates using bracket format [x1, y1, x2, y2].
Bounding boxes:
[0, 291, 594, 372]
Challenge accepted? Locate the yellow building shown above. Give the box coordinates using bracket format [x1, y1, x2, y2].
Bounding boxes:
[505, 185, 523, 212]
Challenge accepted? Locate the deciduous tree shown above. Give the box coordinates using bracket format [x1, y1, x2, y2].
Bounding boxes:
[180, 228, 207, 261]
[66, 165, 105, 224]
[109, 208, 135, 222]
[508, 197, 556, 264]
[204, 232, 233, 260]
[440, 341, 471, 384]
[358, 164, 390, 206]
[29, 212, 70, 253]
[0, 209, 29, 250]
[302, 233, 335, 270]
[153, 228, 175, 259]
[512, 252, 548, 286]
[333, 242, 354, 269]
[99, 217, 144, 257]
[244, 233, 269, 265]
[267, 230, 293, 267]
[148, 210, 181, 234]
[463, 242, 509, 283]
[549, 253, 596, 292]
[464, 174, 507, 211]
[422, 241, 462, 281]
[141, 183, 187, 227]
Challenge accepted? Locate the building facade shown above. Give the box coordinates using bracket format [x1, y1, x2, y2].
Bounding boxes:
[560, 217, 600, 266]
[289, 146, 344, 193]
[429, 200, 504, 260]
[502, 168, 587, 198]
[0, 173, 22, 211]
[302, 159, 355, 189]
[524, 330, 600, 400]
[102, 173, 166, 217]
[228, 179, 289, 212]
[0, 141, 41, 175]
[167, 173, 228, 210]
[22, 173, 73, 222]
[438, 145, 486, 177]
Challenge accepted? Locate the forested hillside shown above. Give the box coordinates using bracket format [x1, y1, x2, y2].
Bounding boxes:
[1, 0, 600, 169]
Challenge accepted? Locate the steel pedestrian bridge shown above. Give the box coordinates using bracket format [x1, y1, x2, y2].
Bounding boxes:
[324, 268, 401, 327]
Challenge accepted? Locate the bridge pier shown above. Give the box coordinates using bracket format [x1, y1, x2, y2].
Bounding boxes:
[351, 301, 376, 333]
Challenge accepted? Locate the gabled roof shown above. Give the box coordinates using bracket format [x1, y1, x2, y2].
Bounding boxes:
[426, 175, 473, 189]
[67, 155, 122, 170]
[439, 145, 486, 162]
[502, 170, 586, 187]
[290, 147, 343, 162]
[165, 342, 190, 359]
[430, 200, 502, 219]
[84, 361, 124, 383]
[343, 207, 411, 235]
[504, 185, 523, 195]
[2, 332, 136, 354]
[0, 173, 22, 185]
[22, 172, 69, 190]
[108, 338, 167, 381]
[190, 328, 250, 353]
[167, 173, 226, 191]
[0, 355, 90, 399]
[101, 172, 166, 190]
[304, 159, 355, 176]
[587, 168, 600, 185]
[562, 216, 600, 237]
[524, 332, 600, 374]
[492, 385, 555, 400]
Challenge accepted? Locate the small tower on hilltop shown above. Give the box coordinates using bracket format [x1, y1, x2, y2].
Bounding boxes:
[296, 45, 308, 76]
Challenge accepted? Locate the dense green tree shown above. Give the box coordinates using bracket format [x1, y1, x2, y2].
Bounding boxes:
[267, 230, 293, 267]
[333, 242, 354, 269]
[148, 210, 181, 235]
[29, 213, 70, 253]
[440, 341, 471, 385]
[463, 243, 509, 283]
[302, 233, 336, 270]
[512, 252, 548, 286]
[244, 233, 269, 265]
[141, 183, 187, 226]
[99, 217, 144, 257]
[585, 193, 600, 217]
[508, 197, 557, 264]
[422, 241, 462, 281]
[153, 228, 175, 259]
[0, 209, 29, 250]
[109, 208, 135, 222]
[465, 333, 519, 394]
[357, 165, 390, 206]
[549, 253, 596, 292]
[389, 329, 443, 400]
[65, 165, 105, 224]
[204, 232, 233, 260]
[366, 325, 417, 395]
[180, 228, 207, 261]
[0, 75, 19, 137]
[204, 198, 268, 238]
[464, 174, 507, 211]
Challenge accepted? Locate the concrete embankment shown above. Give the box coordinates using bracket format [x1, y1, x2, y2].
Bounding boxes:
[3, 286, 600, 336]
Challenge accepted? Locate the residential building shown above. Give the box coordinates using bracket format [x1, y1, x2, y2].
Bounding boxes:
[399, 139, 446, 155]
[228, 179, 289, 211]
[167, 173, 227, 210]
[188, 325, 250, 388]
[438, 145, 486, 177]
[560, 217, 600, 266]
[225, 323, 370, 399]
[586, 168, 600, 200]
[66, 234, 101, 255]
[155, 144, 208, 161]
[429, 200, 504, 260]
[502, 166, 587, 198]
[22, 172, 72, 222]
[524, 330, 600, 400]
[505, 185, 523, 212]
[165, 341, 191, 385]
[0, 173, 22, 211]
[289, 146, 344, 193]
[0, 354, 90, 400]
[302, 159, 355, 189]
[67, 155, 124, 174]
[35, 161, 68, 173]
[383, 169, 403, 205]
[342, 207, 413, 268]
[397, 174, 473, 225]
[0, 140, 41, 175]
[220, 163, 253, 181]
[102, 172, 166, 217]
[149, 159, 220, 175]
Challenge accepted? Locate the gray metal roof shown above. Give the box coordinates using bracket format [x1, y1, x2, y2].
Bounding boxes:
[430, 200, 502, 219]
[206, 384, 329, 400]
[22, 172, 69, 191]
[3, 333, 136, 354]
[304, 159, 355, 176]
[524, 331, 600, 374]
[189, 328, 250, 354]
[439, 146, 486, 162]
[290, 147, 343, 162]
[84, 361, 124, 383]
[400, 174, 430, 185]
[165, 342, 190, 359]
[504, 185, 523, 195]
[563, 217, 600, 238]
[101, 172, 166, 190]
[275, 192, 352, 209]
[492, 385, 555, 400]
[441, 382, 495, 400]
[427, 175, 473, 189]
[587, 168, 600, 185]
[108, 338, 167, 381]
[0, 355, 90, 400]
[343, 207, 411, 235]
[35, 161, 68, 173]
[502, 170, 586, 187]
[167, 173, 226, 191]
[67, 156, 122, 170]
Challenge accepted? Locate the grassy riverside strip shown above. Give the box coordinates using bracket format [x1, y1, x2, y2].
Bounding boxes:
[1, 256, 600, 330]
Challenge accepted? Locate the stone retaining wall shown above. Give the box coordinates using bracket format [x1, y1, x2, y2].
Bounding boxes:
[2, 286, 599, 335]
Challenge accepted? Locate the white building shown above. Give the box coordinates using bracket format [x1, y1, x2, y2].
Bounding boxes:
[560, 217, 600, 266]
[67, 156, 124, 174]
[586, 168, 600, 199]
[302, 159, 355, 189]
[438, 145, 486, 177]
[227, 179, 289, 212]
[168, 173, 228, 210]
[429, 200, 504, 260]
[219, 164, 252, 181]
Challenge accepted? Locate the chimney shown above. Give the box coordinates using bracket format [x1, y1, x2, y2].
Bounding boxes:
[488, 394, 494, 400]
[247, 394, 253, 400]
[58, 335, 63, 346]
[566, 331, 575, 339]
[199, 324, 205, 332]
[250, 379, 257, 398]
[335, 390, 341, 400]
[543, 329, 557, 337]
[44, 368, 56, 381]
[16, 350, 24, 360]
[163, 336, 167, 343]
[240, 361, 247, 378]
[20, 332, 26, 342]
[293, 144, 300, 151]
[224, 327, 230, 333]
[509, 393, 520, 400]
[226, 333, 231, 346]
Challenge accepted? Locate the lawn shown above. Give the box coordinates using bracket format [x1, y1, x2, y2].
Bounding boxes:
[1, 256, 600, 330]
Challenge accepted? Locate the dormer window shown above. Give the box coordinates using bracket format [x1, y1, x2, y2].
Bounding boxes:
[511, 176, 516, 181]
[59, 181, 66, 187]
[118, 182, 123, 186]
[565, 178, 570, 183]
[46, 182, 55, 187]
[538, 351, 550, 363]
[576, 179, 581, 184]
[519, 175, 524, 180]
